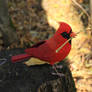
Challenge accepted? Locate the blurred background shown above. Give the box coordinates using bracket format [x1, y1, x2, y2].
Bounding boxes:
[0, 0, 92, 92]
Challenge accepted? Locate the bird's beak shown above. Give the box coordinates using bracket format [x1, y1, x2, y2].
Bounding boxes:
[70, 32, 77, 38]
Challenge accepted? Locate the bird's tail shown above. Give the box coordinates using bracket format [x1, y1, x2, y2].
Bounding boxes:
[11, 54, 31, 63]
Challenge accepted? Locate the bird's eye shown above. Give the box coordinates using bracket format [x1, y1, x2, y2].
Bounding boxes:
[69, 29, 72, 34]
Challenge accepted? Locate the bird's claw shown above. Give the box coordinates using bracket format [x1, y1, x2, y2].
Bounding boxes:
[51, 72, 65, 77]
[52, 64, 64, 77]
[55, 65, 63, 69]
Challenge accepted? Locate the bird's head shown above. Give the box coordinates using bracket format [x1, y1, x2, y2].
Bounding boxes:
[57, 22, 76, 39]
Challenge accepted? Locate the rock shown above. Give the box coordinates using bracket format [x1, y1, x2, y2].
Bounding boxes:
[0, 48, 76, 92]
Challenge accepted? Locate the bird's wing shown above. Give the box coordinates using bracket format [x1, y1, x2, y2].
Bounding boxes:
[31, 40, 46, 48]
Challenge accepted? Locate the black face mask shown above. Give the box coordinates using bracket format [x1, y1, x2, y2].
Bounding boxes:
[60, 30, 72, 44]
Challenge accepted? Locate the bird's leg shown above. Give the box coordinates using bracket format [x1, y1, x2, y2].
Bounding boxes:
[55, 65, 63, 69]
[51, 64, 65, 77]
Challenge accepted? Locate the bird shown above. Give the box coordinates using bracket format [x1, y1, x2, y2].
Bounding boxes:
[11, 22, 76, 76]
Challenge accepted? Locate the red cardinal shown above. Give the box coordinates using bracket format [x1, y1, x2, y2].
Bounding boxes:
[11, 22, 76, 65]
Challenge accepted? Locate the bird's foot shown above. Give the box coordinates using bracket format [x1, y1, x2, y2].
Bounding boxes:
[51, 72, 65, 77]
[51, 65, 64, 77]
[55, 65, 63, 69]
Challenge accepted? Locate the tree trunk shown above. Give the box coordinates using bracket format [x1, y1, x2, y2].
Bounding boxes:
[0, 0, 18, 47]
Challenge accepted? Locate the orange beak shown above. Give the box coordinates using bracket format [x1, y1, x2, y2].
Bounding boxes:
[70, 32, 77, 38]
